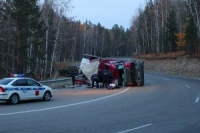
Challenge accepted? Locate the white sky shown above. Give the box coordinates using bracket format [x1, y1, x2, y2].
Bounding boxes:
[69, 0, 146, 29]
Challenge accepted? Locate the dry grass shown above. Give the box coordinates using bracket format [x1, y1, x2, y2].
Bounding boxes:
[136, 51, 187, 59]
[136, 51, 200, 79]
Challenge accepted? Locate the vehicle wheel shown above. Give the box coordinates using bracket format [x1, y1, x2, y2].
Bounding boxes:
[43, 91, 51, 101]
[9, 94, 19, 105]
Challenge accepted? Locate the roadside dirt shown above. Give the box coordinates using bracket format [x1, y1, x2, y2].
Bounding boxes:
[53, 52, 200, 80]
[136, 52, 200, 80]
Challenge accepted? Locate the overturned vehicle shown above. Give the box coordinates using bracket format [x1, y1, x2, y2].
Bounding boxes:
[79, 54, 144, 87]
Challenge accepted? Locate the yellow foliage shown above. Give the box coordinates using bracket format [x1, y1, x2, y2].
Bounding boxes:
[174, 33, 186, 40]
[174, 33, 186, 47]
[175, 41, 186, 47]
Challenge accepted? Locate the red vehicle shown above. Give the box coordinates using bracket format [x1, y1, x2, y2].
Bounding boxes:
[79, 54, 144, 87]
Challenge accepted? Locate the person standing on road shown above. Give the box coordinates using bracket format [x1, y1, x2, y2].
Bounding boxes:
[91, 73, 99, 88]
[71, 67, 76, 85]
[102, 68, 109, 88]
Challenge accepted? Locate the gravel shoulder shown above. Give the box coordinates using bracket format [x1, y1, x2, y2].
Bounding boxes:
[137, 56, 200, 80]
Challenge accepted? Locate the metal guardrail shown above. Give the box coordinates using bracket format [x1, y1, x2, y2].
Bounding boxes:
[39, 75, 83, 89]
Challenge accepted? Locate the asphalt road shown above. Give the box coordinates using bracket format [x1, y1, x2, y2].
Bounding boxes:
[0, 73, 200, 133]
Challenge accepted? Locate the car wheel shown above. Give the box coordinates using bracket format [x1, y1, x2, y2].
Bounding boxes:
[9, 94, 19, 105]
[43, 91, 51, 101]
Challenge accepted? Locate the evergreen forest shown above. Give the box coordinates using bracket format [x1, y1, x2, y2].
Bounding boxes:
[0, 0, 199, 79]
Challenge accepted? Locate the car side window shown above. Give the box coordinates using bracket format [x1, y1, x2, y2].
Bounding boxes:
[27, 79, 40, 86]
[12, 79, 28, 86]
[0, 79, 13, 85]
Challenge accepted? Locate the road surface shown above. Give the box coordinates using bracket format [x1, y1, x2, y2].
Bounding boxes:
[0, 73, 200, 133]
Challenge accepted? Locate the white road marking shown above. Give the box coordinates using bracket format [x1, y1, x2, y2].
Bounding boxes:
[163, 78, 169, 80]
[195, 97, 199, 103]
[117, 124, 152, 133]
[184, 85, 191, 88]
[0, 88, 130, 116]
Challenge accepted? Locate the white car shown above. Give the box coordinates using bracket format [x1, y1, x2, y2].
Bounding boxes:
[0, 76, 53, 104]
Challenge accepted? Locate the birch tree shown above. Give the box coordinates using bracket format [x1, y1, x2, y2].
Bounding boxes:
[185, 0, 200, 37]
[40, 0, 55, 78]
[47, 0, 71, 77]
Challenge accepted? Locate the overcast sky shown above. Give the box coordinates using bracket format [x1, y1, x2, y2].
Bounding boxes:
[69, 0, 146, 29]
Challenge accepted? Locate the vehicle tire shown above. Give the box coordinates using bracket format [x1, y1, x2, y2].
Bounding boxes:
[9, 94, 19, 105]
[137, 61, 144, 86]
[43, 91, 51, 101]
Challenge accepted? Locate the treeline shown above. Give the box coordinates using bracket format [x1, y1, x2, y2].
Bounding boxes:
[0, 0, 131, 79]
[130, 0, 200, 54]
[0, 0, 199, 79]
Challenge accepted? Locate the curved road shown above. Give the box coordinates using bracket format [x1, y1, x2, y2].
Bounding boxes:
[0, 73, 200, 133]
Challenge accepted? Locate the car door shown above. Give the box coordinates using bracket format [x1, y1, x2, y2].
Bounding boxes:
[26, 79, 44, 99]
[12, 79, 30, 100]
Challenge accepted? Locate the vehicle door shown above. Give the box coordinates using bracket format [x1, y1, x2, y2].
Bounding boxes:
[26, 79, 44, 99]
[12, 79, 30, 100]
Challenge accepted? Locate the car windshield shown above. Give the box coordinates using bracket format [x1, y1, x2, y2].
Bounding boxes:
[0, 78, 14, 85]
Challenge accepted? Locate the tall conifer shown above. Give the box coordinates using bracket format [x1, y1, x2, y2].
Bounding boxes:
[11, 0, 44, 73]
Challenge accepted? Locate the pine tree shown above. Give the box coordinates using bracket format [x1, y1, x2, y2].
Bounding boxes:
[11, 0, 44, 73]
[165, 9, 178, 52]
[185, 15, 198, 55]
[111, 24, 126, 56]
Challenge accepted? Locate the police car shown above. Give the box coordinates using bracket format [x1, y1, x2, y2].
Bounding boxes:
[0, 74, 53, 104]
